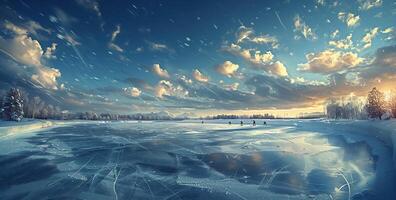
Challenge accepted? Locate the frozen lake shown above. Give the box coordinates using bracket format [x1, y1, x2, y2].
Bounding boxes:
[0, 119, 395, 200]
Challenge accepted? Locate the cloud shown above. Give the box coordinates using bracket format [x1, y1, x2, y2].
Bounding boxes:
[224, 43, 288, 76]
[25, 21, 51, 36]
[236, 26, 253, 43]
[361, 27, 379, 50]
[381, 27, 395, 41]
[372, 45, 396, 68]
[57, 33, 81, 46]
[267, 61, 288, 77]
[330, 29, 339, 39]
[124, 87, 142, 97]
[111, 25, 121, 41]
[328, 34, 353, 49]
[338, 12, 360, 27]
[43, 43, 57, 59]
[358, 0, 382, 10]
[223, 82, 240, 91]
[155, 80, 188, 98]
[75, 0, 102, 17]
[0, 22, 61, 90]
[216, 61, 239, 77]
[293, 15, 317, 40]
[180, 75, 193, 84]
[235, 26, 278, 48]
[4, 20, 50, 38]
[152, 64, 170, 79]
[108, 25, 123, 52]
[108, 43, 123, 52]
[4, 21, 28, 35]
[53, 8, 78, 26]
[148, 42, 172, 52]
[345, 45, 396, 90]
[192, 69, 209, 82]
[298, 49, 363, 74]
[250, 35, 279, 48]
[382, 27, 393, 34]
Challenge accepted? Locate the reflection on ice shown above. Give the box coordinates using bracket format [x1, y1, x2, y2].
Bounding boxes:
[0, 120, 394, 199]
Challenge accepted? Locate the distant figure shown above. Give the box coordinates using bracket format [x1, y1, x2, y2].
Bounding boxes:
[228, 121, 231, 125]
[240, 121, 243, 126]
[264, 121, 267, 125]
[253, 120, 256, 126]
[201, 121, 204, 124]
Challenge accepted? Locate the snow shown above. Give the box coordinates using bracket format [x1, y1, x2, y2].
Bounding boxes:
[0, 119, 56, 139]
[0, 119, 101, 139]
[0, 119, 395, 199]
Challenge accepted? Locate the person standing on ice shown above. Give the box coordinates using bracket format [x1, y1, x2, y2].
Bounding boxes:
[253, 120, 256, 126]
[264, 121, 267, 125]
[240, 121, 243, 126]
[228, 121, 231, 125]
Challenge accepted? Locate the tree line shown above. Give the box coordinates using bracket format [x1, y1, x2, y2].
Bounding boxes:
[202, 113, 275, 120]
[0, 88, 174, 122]
[326, 87, 396, 120]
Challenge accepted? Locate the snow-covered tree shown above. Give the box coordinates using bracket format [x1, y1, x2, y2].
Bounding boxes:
[366, 87, 386, 119]
[2, 88, 24, 121]
[389, 90, 396, 118]
[326, 96, 367, 120]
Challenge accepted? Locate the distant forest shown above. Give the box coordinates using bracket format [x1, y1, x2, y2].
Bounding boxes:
[1, 87, 396, 121]
[325, 87, 396, 120]
[0, 88, 174, 121]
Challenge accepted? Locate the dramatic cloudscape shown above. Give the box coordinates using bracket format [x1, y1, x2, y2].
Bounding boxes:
[0, 0, 395, 117]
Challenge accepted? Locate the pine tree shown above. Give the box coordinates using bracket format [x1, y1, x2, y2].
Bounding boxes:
[366, 87, 386, 119]
[3, 88, 24, 121]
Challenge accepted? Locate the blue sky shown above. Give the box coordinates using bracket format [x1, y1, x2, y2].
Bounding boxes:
[0, 0, 395, 116]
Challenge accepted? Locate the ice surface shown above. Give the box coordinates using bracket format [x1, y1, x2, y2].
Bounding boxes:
[0, 119, 395, 199]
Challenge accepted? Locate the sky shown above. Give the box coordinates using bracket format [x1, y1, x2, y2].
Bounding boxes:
[0, 0, 395, 117]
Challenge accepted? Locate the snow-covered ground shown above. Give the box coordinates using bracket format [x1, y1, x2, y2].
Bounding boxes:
[0, 119, 395, 199]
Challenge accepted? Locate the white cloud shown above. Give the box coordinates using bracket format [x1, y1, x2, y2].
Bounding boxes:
[155, 80, 188, 98]
[235, 26, 278, 48]
[192, 69, 209, 82]
[293, 15, 317, 40]
[152, 64, 170, 79]
[0, 22, 61, 90]
[216, 61, 239, 77]
[331, 29, 339, 39]
[362, 27, 379, 50]
[54, 8, 78, 25]
[4, 21, 27, 35]
[149, 42, 171, 52]
[381, 27, 395, 41]
[236, 26, 253, 43]
[223, 82, 240, 91]
[108, 43, 123, 52]
[299, 49, 363, 74]
[131, 87, 142, 97]
[43, 43, 57, 59]
[359, 0, 382, 10]
[338, 12, 360, 27]
[267, 61, 288, 77]
[57, 33, 81, 46]
[76, 0, 102, 17]
[328, 34, 353, 49]
[180, 75, 193, 84]
[108, 25, 123, 52]
[25, 21, 51, 36]
[382, 27, 393, 34]
[224, 43, 288, 77]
